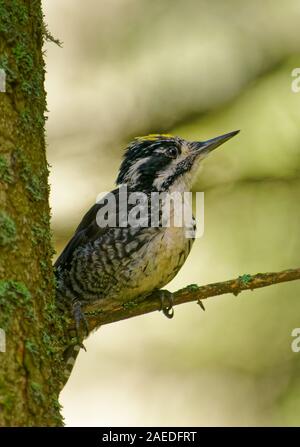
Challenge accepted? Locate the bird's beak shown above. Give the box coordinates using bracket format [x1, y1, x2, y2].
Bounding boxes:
[193, 130, 240, 155]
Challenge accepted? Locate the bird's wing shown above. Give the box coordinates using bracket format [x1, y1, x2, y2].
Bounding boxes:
[54, 188, 120, 271]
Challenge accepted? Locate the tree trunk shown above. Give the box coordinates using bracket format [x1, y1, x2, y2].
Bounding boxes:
[0, 0, 64, 426]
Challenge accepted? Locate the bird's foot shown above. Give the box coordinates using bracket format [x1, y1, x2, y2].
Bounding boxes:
[72, 300, 89, 348]
[158, 289, 174, 319]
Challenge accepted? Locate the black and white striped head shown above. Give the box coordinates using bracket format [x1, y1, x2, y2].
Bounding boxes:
[117, 131, 239, 192]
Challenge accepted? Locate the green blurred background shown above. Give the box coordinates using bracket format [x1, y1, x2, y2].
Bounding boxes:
[43, 0, 300, 426]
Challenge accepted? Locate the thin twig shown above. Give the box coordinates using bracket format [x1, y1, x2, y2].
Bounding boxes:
[80, 268, 300, 331]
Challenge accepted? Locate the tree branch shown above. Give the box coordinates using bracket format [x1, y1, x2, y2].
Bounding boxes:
[81, 268, 300, 332]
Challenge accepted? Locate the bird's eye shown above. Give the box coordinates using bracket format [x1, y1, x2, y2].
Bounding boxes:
[166, 147, 178, 158]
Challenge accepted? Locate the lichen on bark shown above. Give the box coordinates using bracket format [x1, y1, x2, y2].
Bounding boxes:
[0, 0, 66, 426]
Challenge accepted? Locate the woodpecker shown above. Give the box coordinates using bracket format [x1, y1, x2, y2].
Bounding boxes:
[55, 131, 239, 375]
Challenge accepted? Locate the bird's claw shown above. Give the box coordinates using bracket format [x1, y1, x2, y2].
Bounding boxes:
[78, 341, 87, 352]
[158, 290, 174, 319]
[72, 300, 90, 344]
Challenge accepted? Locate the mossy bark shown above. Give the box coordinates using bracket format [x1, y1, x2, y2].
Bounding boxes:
[0, 0, 65, 426]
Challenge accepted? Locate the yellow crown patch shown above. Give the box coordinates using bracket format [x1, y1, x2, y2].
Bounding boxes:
[135, 134, 174, 142]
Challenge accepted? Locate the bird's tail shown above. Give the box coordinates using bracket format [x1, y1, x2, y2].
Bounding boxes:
[62, 343, 82, 382]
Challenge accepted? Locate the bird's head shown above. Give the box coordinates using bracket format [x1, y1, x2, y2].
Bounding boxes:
[117, 131, 239, 192]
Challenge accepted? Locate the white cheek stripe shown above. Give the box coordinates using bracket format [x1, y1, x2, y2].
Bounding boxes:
[126, 157, 151, 183]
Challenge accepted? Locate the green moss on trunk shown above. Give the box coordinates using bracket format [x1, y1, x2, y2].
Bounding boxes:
[0, 0, 66, 426]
